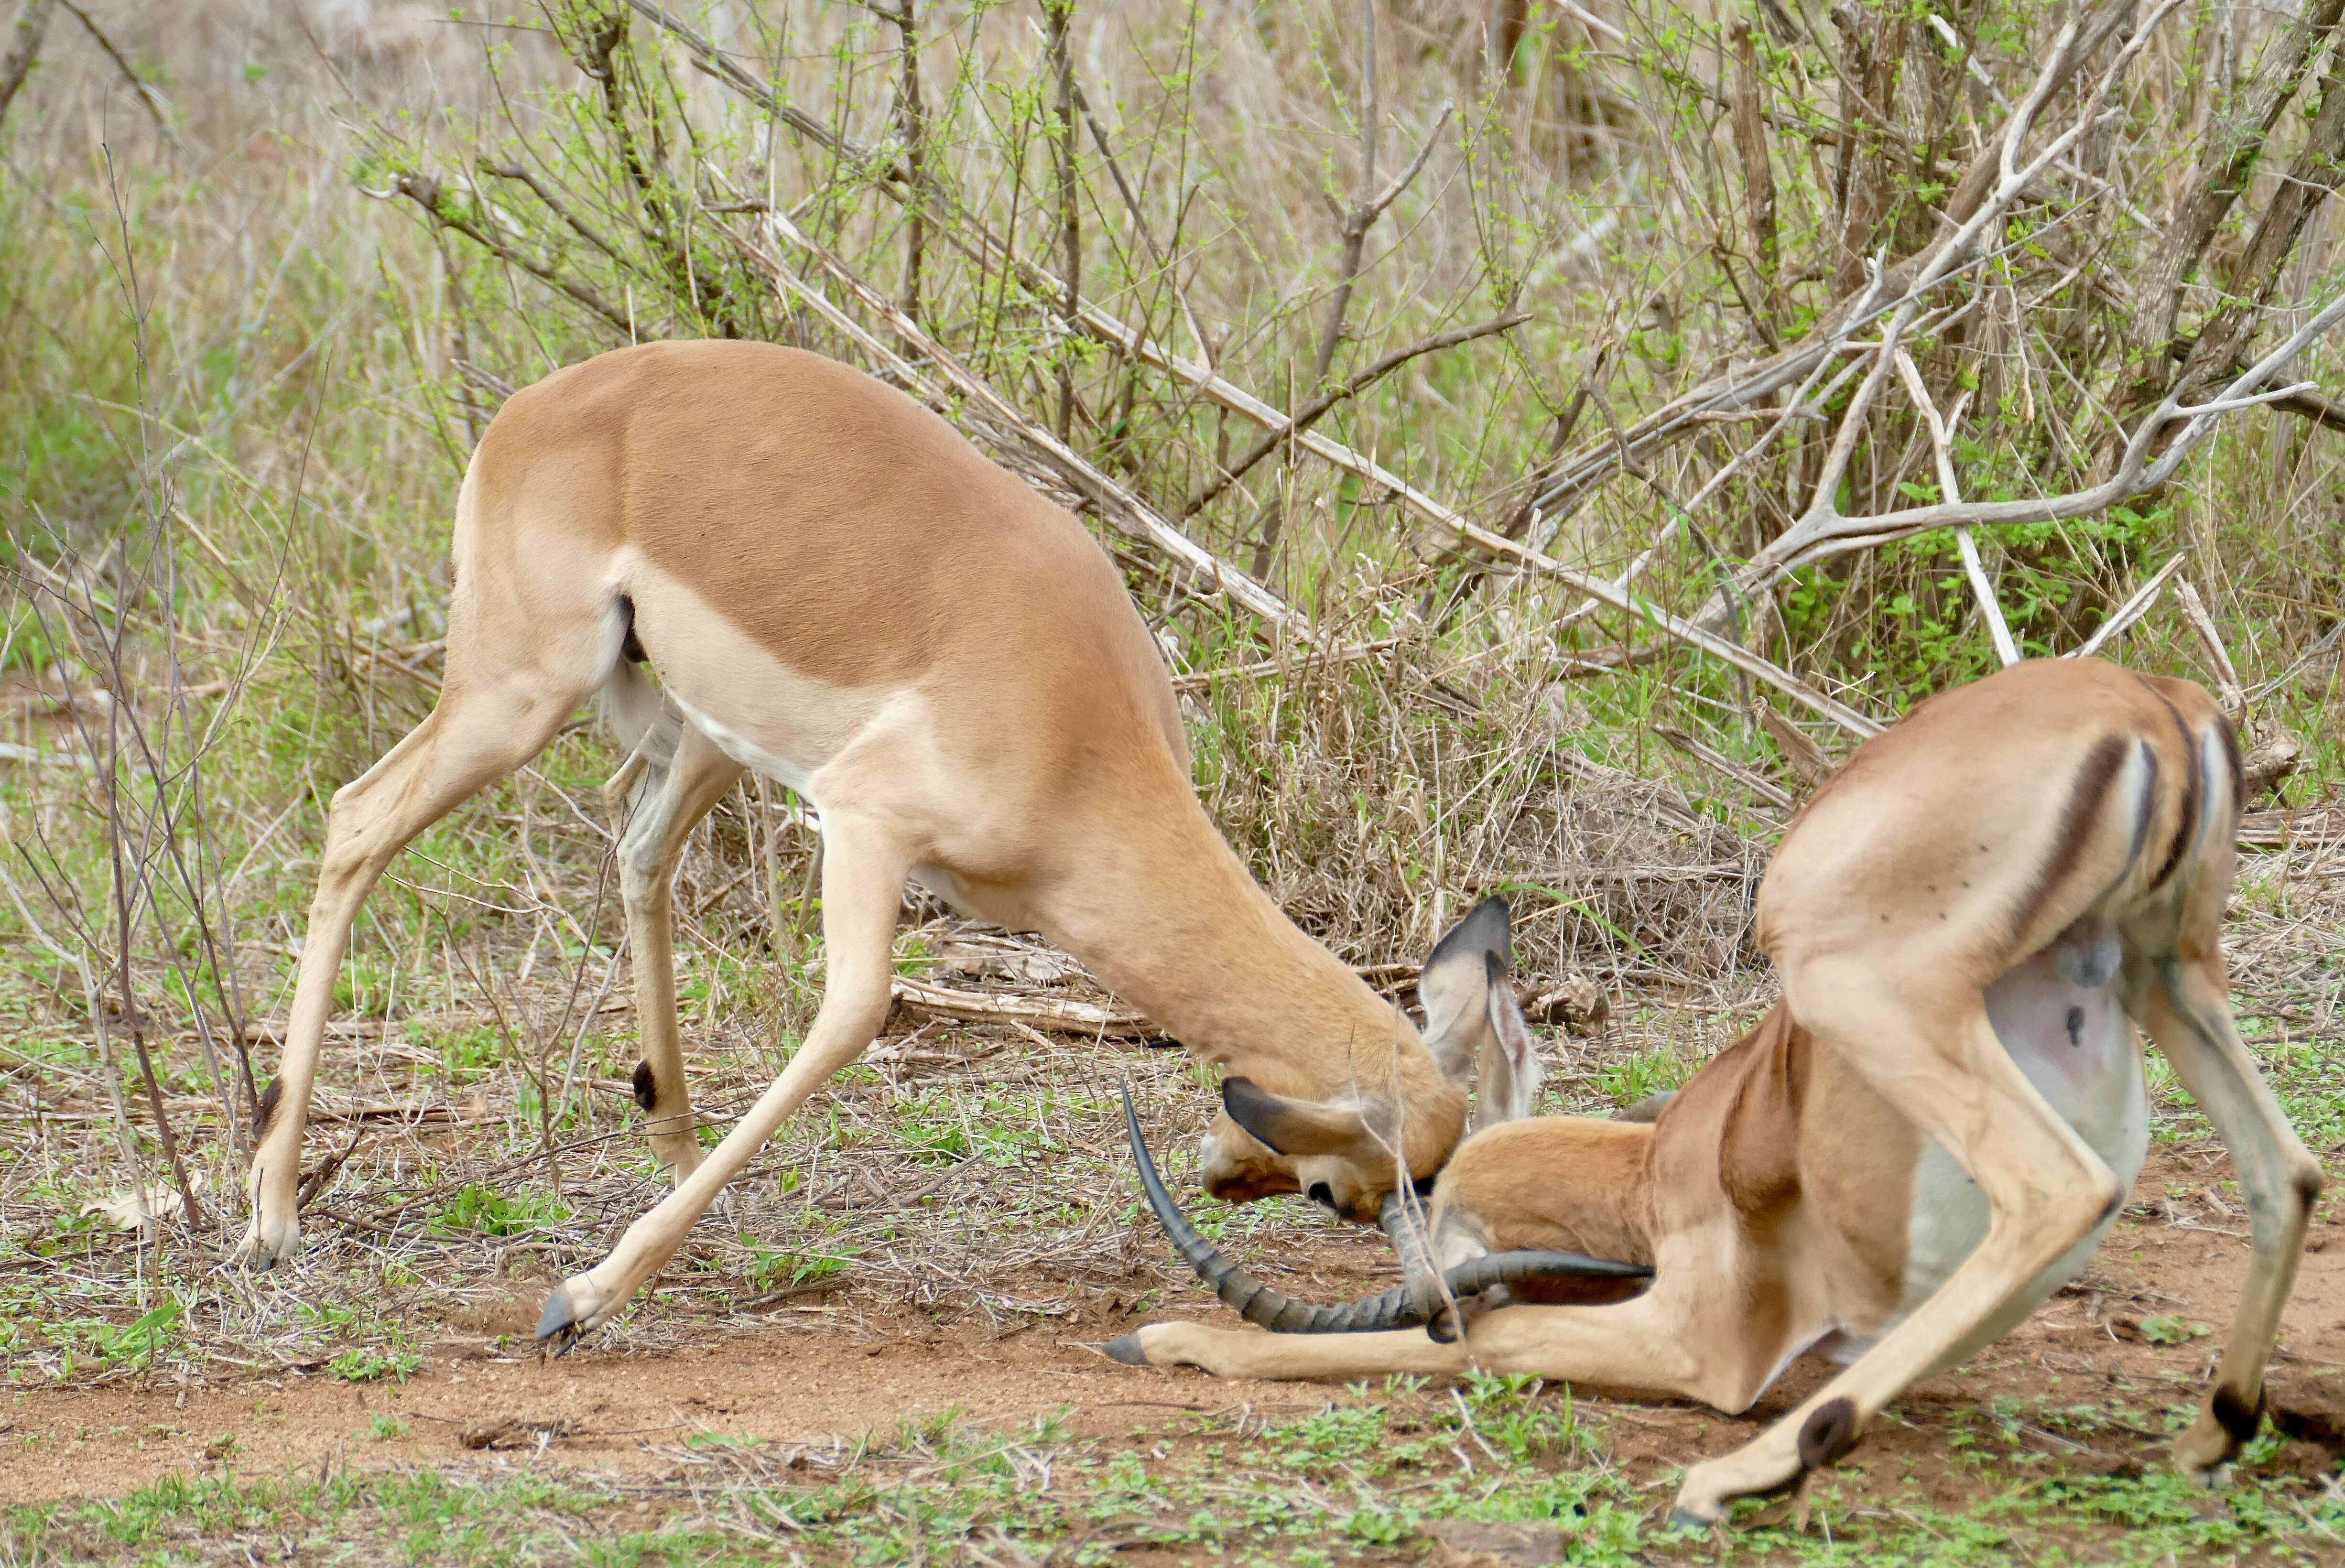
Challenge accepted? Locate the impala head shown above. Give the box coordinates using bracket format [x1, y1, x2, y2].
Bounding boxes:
[1197, 897, 1543, 1220]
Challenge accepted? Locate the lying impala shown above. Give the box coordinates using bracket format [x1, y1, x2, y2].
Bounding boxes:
[1109, 659, 2323, 1526]
[236, 339, 1548, 1336]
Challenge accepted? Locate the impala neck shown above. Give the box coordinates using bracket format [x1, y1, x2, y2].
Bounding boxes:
[1044, 781, 1464, 1169]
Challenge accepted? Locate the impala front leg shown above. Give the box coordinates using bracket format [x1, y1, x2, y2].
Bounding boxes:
[1109, 1285, 1733, 1407]
[537, 814, 910, 1347]
[1670, 989, 2121, 1526]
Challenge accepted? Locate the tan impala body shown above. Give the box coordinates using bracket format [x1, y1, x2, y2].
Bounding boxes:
[239, 340, 1506, 1337]
[1112, 660, 2323, 1524]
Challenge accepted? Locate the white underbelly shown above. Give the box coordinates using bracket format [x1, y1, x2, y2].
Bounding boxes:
[1864, 925, 2151, 1365]
[615, 551, 896, 800]
[666, 690, 819, 795]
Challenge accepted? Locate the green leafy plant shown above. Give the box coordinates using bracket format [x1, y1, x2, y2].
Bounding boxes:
[2138, 1315, 2210, 1346]
[429, 1186, 570, 1237]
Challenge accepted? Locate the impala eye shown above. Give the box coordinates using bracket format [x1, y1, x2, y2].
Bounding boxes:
[1307, 1181, 1336, 1210]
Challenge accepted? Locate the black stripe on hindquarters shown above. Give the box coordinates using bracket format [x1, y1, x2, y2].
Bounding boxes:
[2213, 710, 2243, 800]
[2143, 686, 2202, 891]
[618, 595, 648, 664]
[2008, 735, 2129, 950]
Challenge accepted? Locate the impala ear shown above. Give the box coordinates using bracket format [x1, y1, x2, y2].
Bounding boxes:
[1418, 897, 1513, 1081]
[1476, 953, 1543, 1127]
[1419, 898, 1543, 1128]
[1220, 1076, 1374, 1158]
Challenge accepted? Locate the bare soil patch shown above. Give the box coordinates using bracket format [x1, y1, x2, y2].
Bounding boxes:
[9, 1146, 2341, 1519]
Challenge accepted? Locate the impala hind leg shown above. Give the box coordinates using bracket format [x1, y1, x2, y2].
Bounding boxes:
[611, 724, 745, 1183]
[1672, 979, 2121, 1525]
[536, 812, 912, 1346]
[2134, 952, 2323, 1478]
[238, 678, 585, 1267]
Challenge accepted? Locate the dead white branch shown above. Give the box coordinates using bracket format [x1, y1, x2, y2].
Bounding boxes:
[2173, 579, 2247, 716]
[1892, 349, 2017, 666]
[2067, 552, 2186, 660]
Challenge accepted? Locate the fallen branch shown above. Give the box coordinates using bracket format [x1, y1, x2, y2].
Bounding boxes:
[1891, 350, 2016, 666]
[889, 977, 1164, 1039]
[2236, 806, 2345, 852]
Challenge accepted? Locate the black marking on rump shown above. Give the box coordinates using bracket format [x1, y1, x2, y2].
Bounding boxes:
[2127, 740, 2159, 866]
[2008, 735, 2128, 946]
[2065, 1006, 2084, 1048]
[1797, 1397, 1862, 1471]
[256, 1077, 283, 1138]
[2209, 1384, 2268, 1447]
[617, 595, 647, 664]
[2214, 709, 2243, 800]
[2144, 686, 2201, 891]
[630, 1059, 658, 1112]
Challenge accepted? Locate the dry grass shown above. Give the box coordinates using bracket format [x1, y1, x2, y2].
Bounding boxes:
[0, 0, 2340, 1451]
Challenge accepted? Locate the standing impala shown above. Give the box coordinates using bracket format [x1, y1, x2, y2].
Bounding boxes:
[237, 339, 1536, 1338]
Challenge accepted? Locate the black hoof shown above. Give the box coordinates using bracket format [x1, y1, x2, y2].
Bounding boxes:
[535, 1291, 588, 1355]
[1101, 1333, 1150, 1366]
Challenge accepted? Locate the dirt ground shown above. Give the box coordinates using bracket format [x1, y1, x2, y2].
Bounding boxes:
[6, 1146, 2343, 1516]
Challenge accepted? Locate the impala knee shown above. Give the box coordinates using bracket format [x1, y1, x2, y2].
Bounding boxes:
[2286, 1156, 2326, 1218]
[2063, 1168, 2127, 1236]
[1798, 1397, 1862, 1472]
[829, 982, 897, 1046]
[617, 833, 675, 905]
[1984, 1163, 2122, 1264]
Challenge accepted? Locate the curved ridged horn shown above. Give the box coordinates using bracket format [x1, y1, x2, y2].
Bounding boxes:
[1379, 1185, 1446, 1323]
[1121, 1084, 1652, 1334]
